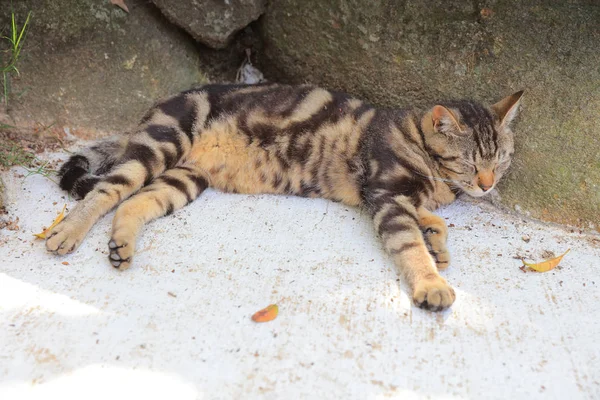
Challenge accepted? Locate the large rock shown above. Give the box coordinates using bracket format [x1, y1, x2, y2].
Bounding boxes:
[259, 0, 600, 230]
[0, 0, 241, 136]
[152, 0, 266, 49]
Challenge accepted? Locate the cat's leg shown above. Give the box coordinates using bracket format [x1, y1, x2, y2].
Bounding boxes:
[372, 196, 455, 311]
[108, 164, 209, 270]
[417, 207, 450, 271]
[46, 135, 174, 255]
[47, 91, 208, 255]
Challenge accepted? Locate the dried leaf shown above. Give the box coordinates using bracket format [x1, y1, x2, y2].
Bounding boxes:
[110, 0, 129, 13]
[519, 265, 527, 273]
[522, 249, 570, 272]
[480, 8, 494, 19]
[251, 304, 278, 323]
[33, 204, 66, 239]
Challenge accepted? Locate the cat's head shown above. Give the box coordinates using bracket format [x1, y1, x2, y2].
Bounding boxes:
[422, 91, 524, 197]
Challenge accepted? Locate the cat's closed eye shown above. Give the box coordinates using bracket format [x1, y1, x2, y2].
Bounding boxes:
[495, 159, 511, 173]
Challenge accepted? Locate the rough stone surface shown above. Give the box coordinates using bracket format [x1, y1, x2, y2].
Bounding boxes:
[0, 177, 4, 209]
[0, 0, 243, 136]
[259, 0, 600, 230]
[152, 0, 266, 49]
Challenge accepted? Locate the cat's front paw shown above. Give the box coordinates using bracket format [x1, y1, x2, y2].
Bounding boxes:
[423, 227, 450, 270]
[46, 219, 87, 255]
[413, 275, 456, 312]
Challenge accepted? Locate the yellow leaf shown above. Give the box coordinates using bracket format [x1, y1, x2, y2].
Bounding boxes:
[33, 204, 66, 239]
[522, 249, 570, 272]
[251, 304, 278, 323]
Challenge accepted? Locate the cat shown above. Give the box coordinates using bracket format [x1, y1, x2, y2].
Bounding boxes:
[46, 83, 523, 312]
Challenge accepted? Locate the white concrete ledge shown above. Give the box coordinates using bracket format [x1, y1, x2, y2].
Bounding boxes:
[1, 155, 599, 399]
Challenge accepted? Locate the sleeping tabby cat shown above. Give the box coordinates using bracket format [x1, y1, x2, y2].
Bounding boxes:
[47, 83, 523, 312]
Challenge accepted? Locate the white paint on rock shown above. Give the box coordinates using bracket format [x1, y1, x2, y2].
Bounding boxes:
[1, 155, 600, 400]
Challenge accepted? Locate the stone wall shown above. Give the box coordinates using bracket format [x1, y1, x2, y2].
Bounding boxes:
[0, 0, 250, 135]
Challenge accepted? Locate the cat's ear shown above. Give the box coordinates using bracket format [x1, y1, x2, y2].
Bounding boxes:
[431, 105, 465, 136]
[492, 90, 524, 127]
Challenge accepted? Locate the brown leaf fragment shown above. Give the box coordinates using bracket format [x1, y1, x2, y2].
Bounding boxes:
[1, 217, 20, 231]
[62, 261, 69, 265]
[110, 0, 129, 13]
[480, 8, 494, 19]
[251, 304, 278, 323]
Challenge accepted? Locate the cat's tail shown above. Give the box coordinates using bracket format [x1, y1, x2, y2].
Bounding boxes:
[59, 136, 128, 199]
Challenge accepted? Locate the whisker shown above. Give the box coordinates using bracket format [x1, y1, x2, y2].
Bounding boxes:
[410, 169, 462, 186]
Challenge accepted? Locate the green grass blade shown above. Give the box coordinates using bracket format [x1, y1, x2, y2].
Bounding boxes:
[15, 13, 31, 50]
[1, 11, 32, 106]
[10, 13, 16, 45]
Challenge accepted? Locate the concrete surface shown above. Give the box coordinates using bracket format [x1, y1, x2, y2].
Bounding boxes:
[1, 150, 600, 400]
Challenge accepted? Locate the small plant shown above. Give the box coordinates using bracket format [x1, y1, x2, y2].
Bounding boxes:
[0, 138, 57, 183]
[1, 11, 31, 106]
[0, 138, 34, 168]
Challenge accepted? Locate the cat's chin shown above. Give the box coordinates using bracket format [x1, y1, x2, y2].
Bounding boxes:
[462, 189, 490, 198]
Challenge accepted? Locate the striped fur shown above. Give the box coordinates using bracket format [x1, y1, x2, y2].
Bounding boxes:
[47, 83, 523, 312]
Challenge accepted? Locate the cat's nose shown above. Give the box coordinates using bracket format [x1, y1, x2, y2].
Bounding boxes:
[478, 182, 492, 192]
[477, 171, 494, 192]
